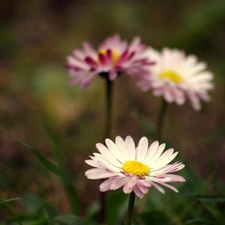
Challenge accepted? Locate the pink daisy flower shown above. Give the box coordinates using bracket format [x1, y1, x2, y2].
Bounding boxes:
[85, 136, 185, 198]
[66, 34, 154, 88]
[137, 47, 214, 110]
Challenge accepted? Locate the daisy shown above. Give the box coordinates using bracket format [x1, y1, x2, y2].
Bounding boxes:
[85, 136, 185, 198]
[137, 47, 214, 110]
[66, 34, 154, 88]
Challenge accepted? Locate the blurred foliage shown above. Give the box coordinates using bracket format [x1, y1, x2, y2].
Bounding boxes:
[1, 0, 225, 224]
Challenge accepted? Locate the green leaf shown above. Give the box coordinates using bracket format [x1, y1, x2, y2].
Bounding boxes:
[50, 215, 88, 225]
[180, 218, 212, 225]
[42, 122, 62, 167]
[0, 197, 21, 206]
[14, 140, 64, 178]
[15, 140, 79, 215]
[191, 195, 225, 202]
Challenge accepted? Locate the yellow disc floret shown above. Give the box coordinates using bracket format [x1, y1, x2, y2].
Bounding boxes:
[122, 160, 150, 177]
[98, 48, 120, 64]
[159, 70, 182, 83]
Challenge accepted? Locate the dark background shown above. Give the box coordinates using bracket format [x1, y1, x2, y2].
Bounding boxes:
[1, 0, 225, 217]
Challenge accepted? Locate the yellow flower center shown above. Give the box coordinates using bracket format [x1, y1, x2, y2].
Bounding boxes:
[122, 160, 150, 177]
[159, 70, 182, 83]
[98, 48, 120, 64]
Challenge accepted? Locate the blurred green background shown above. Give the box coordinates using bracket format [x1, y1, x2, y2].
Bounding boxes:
[0, 0, 225, 223]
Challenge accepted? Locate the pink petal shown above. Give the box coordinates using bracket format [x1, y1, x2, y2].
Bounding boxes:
[85, 57, 98, 67]
[110, 177, 130, 190]
[80, 71, 97, 88]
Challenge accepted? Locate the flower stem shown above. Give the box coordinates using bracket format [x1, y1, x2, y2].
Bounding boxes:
[104, 76, 113, 139]
[156, 98, 168, 141]
[125, 192, 136, 225]
[99, 76, 113, 224]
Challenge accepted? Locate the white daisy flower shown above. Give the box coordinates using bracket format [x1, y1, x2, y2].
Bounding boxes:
[137, 47, 214, 110]
[85, 136, 185, 198]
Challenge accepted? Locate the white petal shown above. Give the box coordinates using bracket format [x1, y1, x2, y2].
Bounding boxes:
[151, 149, 177, 169]
[115, 136, 130, 160]
[96, 143, 122, 167]
[148, 143, 166, 165]
[97, 158, 121, 172]
[85, 159, 102, 168]
[105, 138, 125, 163]
[143, 141, 159, 164]
[136, 137, 149, 161]
[85, 168, 116, 179]
[125, 136, 136, 160]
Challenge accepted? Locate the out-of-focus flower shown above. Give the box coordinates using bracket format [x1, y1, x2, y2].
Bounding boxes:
[85, 136, 185, 198]
[66, 34, 154, 88]
[137, 47, 214, 110]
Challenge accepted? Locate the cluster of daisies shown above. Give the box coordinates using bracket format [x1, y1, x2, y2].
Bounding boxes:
[66, 34, 214, 198]
[66, 34, 213, 110]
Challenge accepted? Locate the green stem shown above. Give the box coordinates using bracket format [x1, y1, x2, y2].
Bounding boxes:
[156, 98, 168, 141]
[100, 77, 113, 224]
[125, 192, 136, 225]
[104, 76, 113, 139]
[0, 198, 23, 225]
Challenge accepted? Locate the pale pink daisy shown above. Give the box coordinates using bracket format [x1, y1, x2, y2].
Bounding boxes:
[85, 136, 185, 198]
[137, 47, 214, 110]
[66, 34, 154, 88]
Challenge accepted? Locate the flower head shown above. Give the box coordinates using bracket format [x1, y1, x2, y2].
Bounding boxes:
[85, 136, 185, 198]
[137, 47, 214, 110]
[66, 34, 154, 88]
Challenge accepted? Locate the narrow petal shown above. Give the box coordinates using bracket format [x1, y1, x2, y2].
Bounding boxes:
[100, 178, 114, 192]
[110, 177, 130, 190]
[125, 136, 136, 160]
[133, 185, 144, 198]
[105, 138, 125, 163]
[115, 136, 130, 160]
[126, 176, 137, 188]
[143, 141, 159, 164]
[151, 149, 178, 169]
[157, 182, 179, 193]
[150, 182, 165, 194]
[123, 183, 133, 194]
[148, 143, 166, 165]
[136, 137, 149, 161]
[96, 143, 122, 167]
